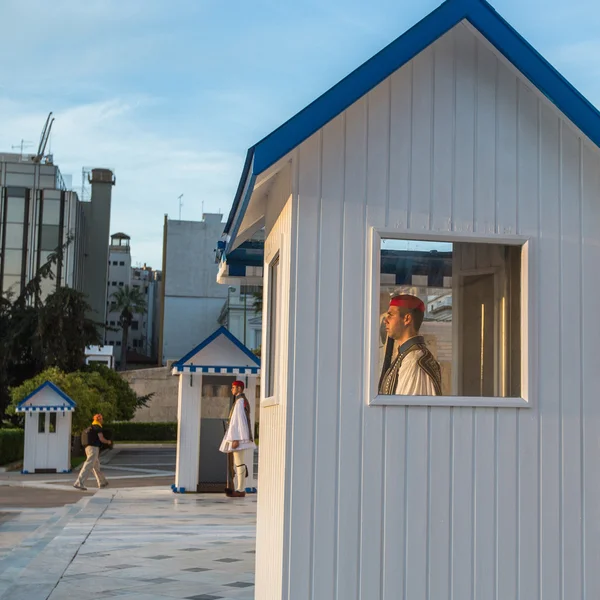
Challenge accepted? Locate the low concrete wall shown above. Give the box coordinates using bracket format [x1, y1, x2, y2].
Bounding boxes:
[122, 368, 261, 423]
[122, 367, 178, 423]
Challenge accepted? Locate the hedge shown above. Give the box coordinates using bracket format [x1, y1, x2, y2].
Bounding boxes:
[106, 422, 177, 441]
[0, 429, 24, 465]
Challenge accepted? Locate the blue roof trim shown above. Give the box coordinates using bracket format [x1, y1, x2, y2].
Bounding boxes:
[223, 0, 600, 245]
[175, 365, 261, 373]
[172, 326, 261, 368]
[16, 381, 77, 410]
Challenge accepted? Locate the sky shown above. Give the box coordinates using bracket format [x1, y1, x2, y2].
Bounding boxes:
[1, 0, 600, 268]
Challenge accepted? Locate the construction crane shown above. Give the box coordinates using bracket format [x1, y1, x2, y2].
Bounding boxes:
[32, 112, 55, 163]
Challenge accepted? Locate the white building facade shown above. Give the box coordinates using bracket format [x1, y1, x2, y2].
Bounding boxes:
[218, 1, 600, 598]
[104, 233, 160, 363]
[159, 214, 229, 364]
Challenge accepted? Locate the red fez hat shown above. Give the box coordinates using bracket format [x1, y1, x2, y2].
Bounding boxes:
[389, 294, 425, 312]
[232, 380, 245, 390]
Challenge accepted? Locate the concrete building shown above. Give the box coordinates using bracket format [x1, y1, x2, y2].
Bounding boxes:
[104, 233, 160, 363]
[217, 284, 262, 352]
[130, 263, 161, 358]
[81, 168, 114, 322]
[0, 153, 114, 316]
[105, 232, 132, 361]
[158, 213, 229, 365]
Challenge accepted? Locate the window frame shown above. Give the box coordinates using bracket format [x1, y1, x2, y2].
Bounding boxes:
[367, 227, 532, 408]
[261, 236, 283, 408]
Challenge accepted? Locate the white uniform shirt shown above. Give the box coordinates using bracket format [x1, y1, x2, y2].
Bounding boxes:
[394, 348, 439, 395]
[219, 396, 257, 454]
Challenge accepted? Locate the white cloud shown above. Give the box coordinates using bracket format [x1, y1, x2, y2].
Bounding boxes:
[0, 96, 241, 268]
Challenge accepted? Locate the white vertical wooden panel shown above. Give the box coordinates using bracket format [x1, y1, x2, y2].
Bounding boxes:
[335, 98, 367, 600]
[538, 104, 561, 600]
[495, 66, 518, 235]
[428, 407, 451, 600]
[409, 46, 434, 231]
[383, 61, 411, 600]
[474, 40, 497, 235]
[494, 59, 519, 600]
[361, 80, 389, 600]
[474, 409, 496, 600]
[406, 44, 434, 600]
[453, 25, 476, 234]
[428, 31, 454, 600]
[450, 28, 477, 599]
[431, 31, 455, 233]
[559, 123, 583, 599]
[450, 409, 475, 600]
[287, 132, 321, 600]
[388, 62, 412, 230]
[581, 143, 600, 597]
[515, 80, 540, 600]
[175, 373, 201, 491]
[255, 191, 292, 600]
[311, 114, 345, 599]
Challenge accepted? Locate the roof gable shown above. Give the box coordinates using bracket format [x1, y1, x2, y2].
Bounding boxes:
[172, 326, 260, 372]
[16, 381, 77, 412]
[224, 0, 600, 249]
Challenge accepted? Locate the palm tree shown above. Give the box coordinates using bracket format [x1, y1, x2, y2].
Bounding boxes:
[111, 285, 147, 371]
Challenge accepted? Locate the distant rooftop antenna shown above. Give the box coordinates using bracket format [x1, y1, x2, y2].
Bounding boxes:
[178, 194, 184, 220]
[11, 139, 33, 157]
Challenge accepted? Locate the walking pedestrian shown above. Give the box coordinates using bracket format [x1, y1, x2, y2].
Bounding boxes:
[73, 413, 112, 491]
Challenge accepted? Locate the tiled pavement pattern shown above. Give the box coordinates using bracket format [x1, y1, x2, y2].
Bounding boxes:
[0, 488, 257, 600]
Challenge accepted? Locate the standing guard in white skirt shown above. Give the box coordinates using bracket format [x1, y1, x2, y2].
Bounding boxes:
[219, 380, 256, 497]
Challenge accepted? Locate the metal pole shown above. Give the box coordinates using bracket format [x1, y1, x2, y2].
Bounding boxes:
[243, 292, 247, 345]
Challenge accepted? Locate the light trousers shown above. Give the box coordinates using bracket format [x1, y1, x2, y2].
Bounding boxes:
[233, 450, 246, 492]
[75, 446, 107, 487]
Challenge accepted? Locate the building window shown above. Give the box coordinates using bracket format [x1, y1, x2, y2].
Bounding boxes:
[4, 224, 24, 249]
[131, 321, 139, 331]
[119, 261, 125, 266]
[265, 253, 279, 398]
[372, 235, 525, 406]
[42, 199, 61, 226]
[118, 282, 124, 286]
[116, 341, 121, 346]
[241, 284, 262, 295]
[38, 413, 45, 434]
[49, 413, 57, 433]
[113, 261, 118, 266]
[5, 193, 26, 222]
[132, 339, 139, 348]
[40, 225, 60, 251]
[110, 321, 116, 326]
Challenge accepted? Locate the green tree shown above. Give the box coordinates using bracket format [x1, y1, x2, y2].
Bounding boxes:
[0, 243, 101, 421]
[9, 365, 152, 432]
[9, 367, 117, 432]
[252, 290, 263, 315]
[39, 288, 101, 373]
[84, 363, 152, 421]
[110, 285, 147, 371]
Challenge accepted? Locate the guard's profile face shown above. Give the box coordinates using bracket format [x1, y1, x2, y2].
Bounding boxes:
[231, 384, 242, 395]
[384, 306, 408, 340]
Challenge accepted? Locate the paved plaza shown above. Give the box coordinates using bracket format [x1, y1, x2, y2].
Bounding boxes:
[0, 445, 258, 600]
